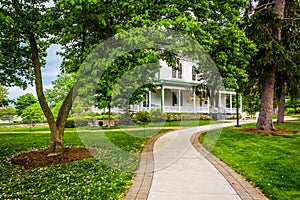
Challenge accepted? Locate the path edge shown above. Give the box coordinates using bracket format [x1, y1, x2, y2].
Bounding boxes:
[124, 131, 167, 200]
[191, 131, 269, 200]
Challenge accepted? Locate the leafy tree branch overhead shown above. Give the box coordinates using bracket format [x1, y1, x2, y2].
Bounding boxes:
[0, 0, 255, 153]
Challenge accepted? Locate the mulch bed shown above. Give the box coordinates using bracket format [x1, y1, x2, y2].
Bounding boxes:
[11, 147, 98, 167]
[241, 128, 297, 135]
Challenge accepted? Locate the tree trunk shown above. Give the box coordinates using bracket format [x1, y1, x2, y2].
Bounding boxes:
[256, 66, 276, 130]
[108, 106, 111, 128]
[256, 0, 285, 130]
[48, 127, 64, 154]
[28, 33, 76, 154]
[277, 82, 286, 123]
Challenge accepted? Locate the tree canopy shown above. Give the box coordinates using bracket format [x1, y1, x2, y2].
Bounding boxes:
[15, 93, 38, 116]
[0, 0, 256, 153]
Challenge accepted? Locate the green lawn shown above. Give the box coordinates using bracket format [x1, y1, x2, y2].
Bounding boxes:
[200, 123, 300, 200]
[0, 119, 217, 132]
[0, 128, 170, 199]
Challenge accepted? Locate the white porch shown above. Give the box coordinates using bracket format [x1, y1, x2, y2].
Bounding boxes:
[131, 85, 242, 114]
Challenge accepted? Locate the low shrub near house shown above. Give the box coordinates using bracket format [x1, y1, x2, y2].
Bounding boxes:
[166, 113, 180, 121]
[96, 113, 116, 120]
[132, 110, 150, 124]
[150, 109, 167, 122]
[65, 117, 89, 128]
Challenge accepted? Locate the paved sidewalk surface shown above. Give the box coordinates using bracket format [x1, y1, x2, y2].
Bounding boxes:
[126, 120, 268, 200]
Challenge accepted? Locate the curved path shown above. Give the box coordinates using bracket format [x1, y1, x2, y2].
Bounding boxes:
[126, 120, 268, 200]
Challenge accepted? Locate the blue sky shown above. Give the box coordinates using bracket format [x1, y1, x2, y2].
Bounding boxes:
[8, 44, 62, 100]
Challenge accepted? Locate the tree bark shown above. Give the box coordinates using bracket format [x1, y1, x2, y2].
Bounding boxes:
[256, 0, 285, 130]
[28, 33, 76, 154]
[277, 82, 286, 123]
[256, 66, 276, 130]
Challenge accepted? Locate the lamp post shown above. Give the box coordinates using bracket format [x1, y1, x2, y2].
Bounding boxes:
[235, 89, 241, 127]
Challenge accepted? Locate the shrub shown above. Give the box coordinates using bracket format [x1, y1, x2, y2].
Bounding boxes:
[132, 110, 150, 124]
[286, 108, 295, 114]
[166, 113, 180, 121]
[96, 114, 115, 120]
[65, 117, 89, 128]
[65, 118, 75, 128]
[150, 109, 167, 122]
[117, 113, 135, 125]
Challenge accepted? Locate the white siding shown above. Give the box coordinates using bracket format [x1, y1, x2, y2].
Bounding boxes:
[159, 60, 172, 80]
[158, 60, 199, 83]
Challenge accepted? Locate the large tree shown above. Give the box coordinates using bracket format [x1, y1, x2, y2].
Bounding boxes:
[1, 0, 255, 153]
[15, 93, 38, 116]
[0, 1, 75, 153]
[245, 0, 300, 130]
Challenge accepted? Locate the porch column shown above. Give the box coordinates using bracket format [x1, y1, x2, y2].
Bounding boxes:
[178, 89, 181, 112]
[218, 92, 221, 108]
[207, 98, 210, 113]
[230, 94, 233, 114]
[193, 91, 196, 113]
[213, 94, 216, 108]
[161, 86, 164, 112]
[149, 91, 152, 111]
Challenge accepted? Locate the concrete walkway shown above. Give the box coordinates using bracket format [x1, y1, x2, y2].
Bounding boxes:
[126, 120, 267, 200]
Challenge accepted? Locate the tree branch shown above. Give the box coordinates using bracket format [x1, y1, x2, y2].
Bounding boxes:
[56, 81, 79, 130]
[245, 1, 275, 17]
[28, 33, 56, 127]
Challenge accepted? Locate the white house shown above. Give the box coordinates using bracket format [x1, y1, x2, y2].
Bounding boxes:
[130, 59, 242, 115]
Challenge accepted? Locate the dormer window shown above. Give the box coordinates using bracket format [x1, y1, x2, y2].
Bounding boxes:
[192, 66, 202, 81]
[172, 63, 182, 79]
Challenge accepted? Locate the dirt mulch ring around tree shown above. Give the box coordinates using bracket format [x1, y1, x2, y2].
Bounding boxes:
[11, 147, 98, 168]
[240, 128, 298, 135]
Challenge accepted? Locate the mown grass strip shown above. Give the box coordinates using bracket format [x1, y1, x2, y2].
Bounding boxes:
[200, 123, 300, 200]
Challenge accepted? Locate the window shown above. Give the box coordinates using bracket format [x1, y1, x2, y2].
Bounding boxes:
[172, 91, 183, 106]
[172, 63, 182, 79]
[192, 66, 202, 81]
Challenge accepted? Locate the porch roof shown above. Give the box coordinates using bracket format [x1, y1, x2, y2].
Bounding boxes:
[154, 79, 201, 87]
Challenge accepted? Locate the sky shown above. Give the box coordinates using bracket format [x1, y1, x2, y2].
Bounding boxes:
[7, 44, 62, 100]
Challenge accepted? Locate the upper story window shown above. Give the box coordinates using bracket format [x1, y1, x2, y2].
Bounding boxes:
[172, 63, 182, 79]
[192, 66, 202, 81]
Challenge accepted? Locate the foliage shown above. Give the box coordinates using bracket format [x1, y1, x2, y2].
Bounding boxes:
[0, 85, 8, 104]
[0, 0, 256, 152]
[166, 113, 181, 121]
[45, 73, 75, 108]
[20, 103, 44, 124]
[65, 118, 76, 128]
[15, 93, 38, 116]
[242, 82, 261, 117]
[96, 114, 116, 120]
[200, 124, 300, 200]
[285, 96, 300, 114]
[149, 109, 167, 122]
[132, 110, 150, 124]
[0, 107, 17, 117]
[65, 117, 90, 128]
